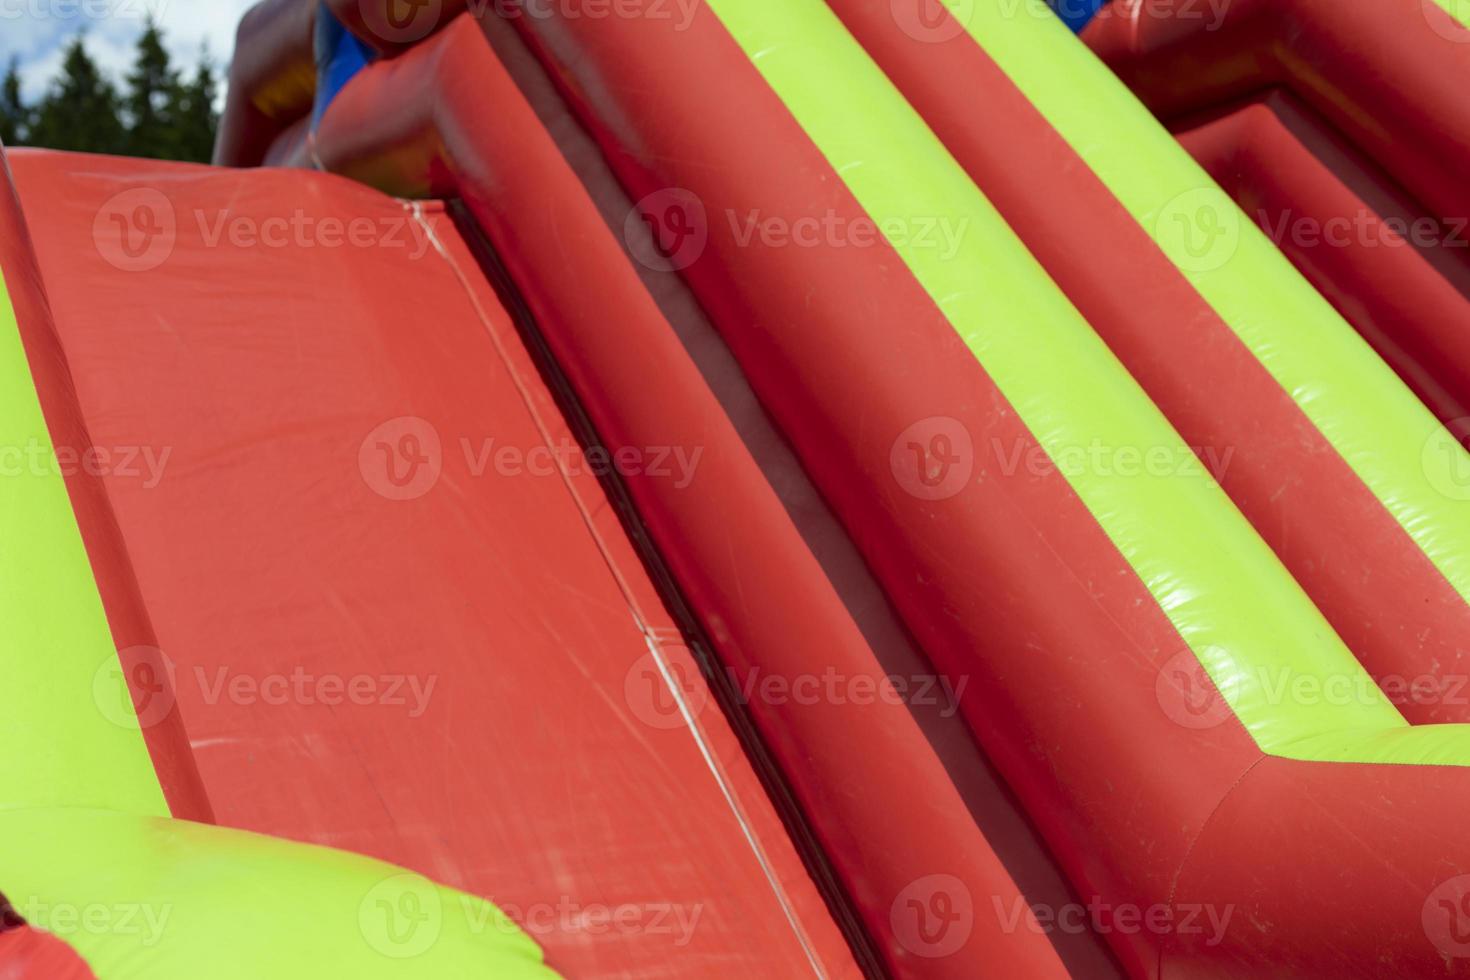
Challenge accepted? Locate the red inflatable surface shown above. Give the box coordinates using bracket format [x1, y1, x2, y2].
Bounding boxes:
[8, 0, 1470, 977]
[9, 150, 857, 977]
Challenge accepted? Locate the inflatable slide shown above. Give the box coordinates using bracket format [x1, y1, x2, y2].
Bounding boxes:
[4, 0, 1470, 977]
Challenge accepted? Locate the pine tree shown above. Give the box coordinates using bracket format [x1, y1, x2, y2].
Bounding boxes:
[124, 16, 180, 158]
[19, 26, 218, 162]
[169, 47, 219, 164]
[0, 58, 27, 146]
[29, 37, 126, 155]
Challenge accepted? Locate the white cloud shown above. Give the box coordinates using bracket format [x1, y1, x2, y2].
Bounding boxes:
[0, 0, 259, 102]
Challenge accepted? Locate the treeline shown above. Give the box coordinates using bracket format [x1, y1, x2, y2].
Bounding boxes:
[1, 19, 218, 163]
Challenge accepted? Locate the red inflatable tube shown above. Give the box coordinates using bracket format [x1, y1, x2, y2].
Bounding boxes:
[311, 17, 1066, 979]
[496, 5, 1250, 975]
[823, 0, 1470, 727]
[460, 28, 1085, 953]
[1167, 757, 1470, 977]
[465, 15, 1121, 976]
[1083, 0, 1470, 229]
[494, 5, 1470, 975]
[325, 0, 469, 53]
[0, 926, 95, 980]
[1175, 91, 1470, 429]
[213, 0, 317, 167]
[0, 152, 210, 820]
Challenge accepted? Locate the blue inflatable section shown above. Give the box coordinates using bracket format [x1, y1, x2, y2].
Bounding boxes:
[313, 4, 376, 127]
[1049, 0, 1110, 32]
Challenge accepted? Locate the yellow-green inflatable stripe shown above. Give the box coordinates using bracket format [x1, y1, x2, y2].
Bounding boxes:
[0, 267, 168, 814]
[702, 0, 1470, 765]
[0, 808, 558, 978]
[944, 0, 1470, 611]
[1431, 0, 1470, 28]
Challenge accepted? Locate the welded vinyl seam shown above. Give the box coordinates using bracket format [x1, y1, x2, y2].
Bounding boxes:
[411, 204, 830, 978]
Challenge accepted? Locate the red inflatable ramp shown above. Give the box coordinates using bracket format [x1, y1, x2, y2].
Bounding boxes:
[7, 148, 857, 978]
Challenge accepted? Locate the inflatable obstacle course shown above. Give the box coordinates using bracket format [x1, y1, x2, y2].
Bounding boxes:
[4, 0, 1470, 977]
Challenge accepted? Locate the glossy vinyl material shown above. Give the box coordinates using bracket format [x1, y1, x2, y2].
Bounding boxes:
[495, 0, 1470, 974]
[308, 17, 1069, 978]
[0, 143, 554, 978]
[1083, 0, 1470, 231]
[213, 0, 317, 166]
[0, 147, 197, 819]
[447, 18, 1113, 973]
[823, 0, 1470, 727]
[9, 149, 856, 978]
[1175, 91, 1470, 432]
[900, 0, 1470, 664]
[506, 0, 1470, 758]
[1, 808, 554, 979]
[66, 0, 1470, 977]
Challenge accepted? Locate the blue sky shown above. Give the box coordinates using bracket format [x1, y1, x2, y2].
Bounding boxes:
[0, 1, 258, 103]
